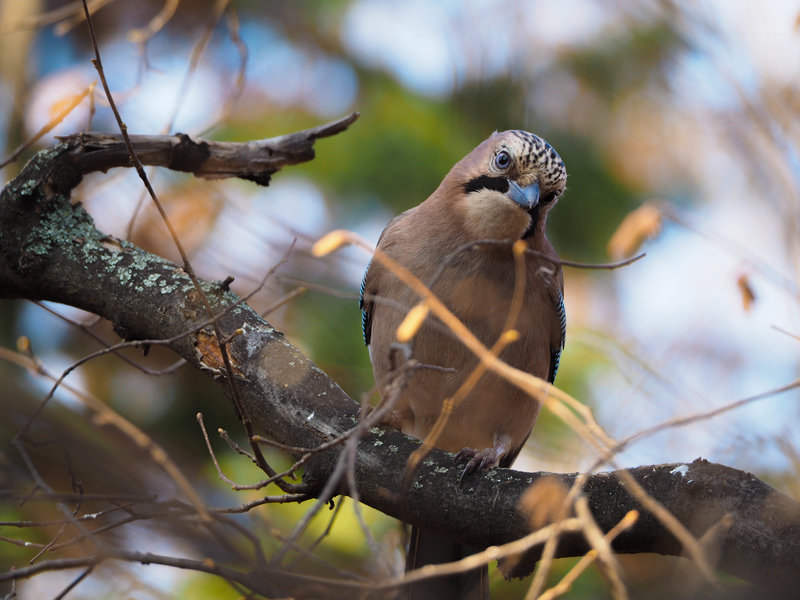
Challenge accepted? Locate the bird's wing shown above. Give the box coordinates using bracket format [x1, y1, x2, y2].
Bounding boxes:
[548, 288, 566, 383]
[359, 211, 411, 347]
[359, 259, 374, 346]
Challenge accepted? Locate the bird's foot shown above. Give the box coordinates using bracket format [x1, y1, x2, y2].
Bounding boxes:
[454, 446, 499, 484]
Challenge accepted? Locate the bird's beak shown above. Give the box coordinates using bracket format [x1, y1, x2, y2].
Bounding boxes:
[506, 180, 540, 211]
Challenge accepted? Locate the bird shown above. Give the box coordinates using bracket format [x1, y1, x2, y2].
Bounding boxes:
[359, 130, 567, 599]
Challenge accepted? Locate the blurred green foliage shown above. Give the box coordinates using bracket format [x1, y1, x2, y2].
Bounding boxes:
[562, 19, 686, 99]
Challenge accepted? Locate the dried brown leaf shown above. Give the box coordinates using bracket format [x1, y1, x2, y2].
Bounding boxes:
[737, 274, 756, 312]
[607, 203, 663, 260]
[519, 475, 570, 530]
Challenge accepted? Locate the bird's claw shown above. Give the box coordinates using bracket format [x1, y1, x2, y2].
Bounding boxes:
[454, 447, 499, 484]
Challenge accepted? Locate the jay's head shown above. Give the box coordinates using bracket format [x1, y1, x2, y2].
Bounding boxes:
[435, 130, 567, 240]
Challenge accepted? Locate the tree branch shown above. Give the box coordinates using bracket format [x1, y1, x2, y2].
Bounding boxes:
[61, 112, 359, 186]
[1, 125, 799, 591]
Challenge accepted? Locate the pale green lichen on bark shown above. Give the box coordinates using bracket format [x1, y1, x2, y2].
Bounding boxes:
[6, 143, 268, 331]
[23, 194, 101, 259]
[16, 185, 190, 296]
[18, 178, 39, 197]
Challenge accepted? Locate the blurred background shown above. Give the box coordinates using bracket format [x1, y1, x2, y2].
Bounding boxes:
[1, 0, 799, 598]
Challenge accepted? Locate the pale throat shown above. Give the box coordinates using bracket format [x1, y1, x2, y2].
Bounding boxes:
[460, 190, 532, 240]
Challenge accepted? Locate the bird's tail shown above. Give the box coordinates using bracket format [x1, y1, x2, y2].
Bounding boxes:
[406, 526, 489, 600]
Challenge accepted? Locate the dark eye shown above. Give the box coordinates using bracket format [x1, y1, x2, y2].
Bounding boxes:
[494, 150, 511, 170]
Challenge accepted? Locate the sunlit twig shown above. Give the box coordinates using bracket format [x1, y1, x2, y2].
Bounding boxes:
[535, 511, 638, 600]
[0, 82, 95, 169]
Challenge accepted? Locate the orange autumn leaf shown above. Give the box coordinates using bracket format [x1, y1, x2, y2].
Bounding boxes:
[737, 274, 756, 312]
[607, 202, 663, 260]
[518, 475, 570, 530]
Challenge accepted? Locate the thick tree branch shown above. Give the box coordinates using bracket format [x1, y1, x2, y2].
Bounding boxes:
[1, 126, 799, 592]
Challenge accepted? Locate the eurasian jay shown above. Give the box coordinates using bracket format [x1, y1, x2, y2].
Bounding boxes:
[360, 130, 567, 599]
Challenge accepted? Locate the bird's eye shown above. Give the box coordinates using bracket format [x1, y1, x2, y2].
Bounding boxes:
[494, 150, 511, 170]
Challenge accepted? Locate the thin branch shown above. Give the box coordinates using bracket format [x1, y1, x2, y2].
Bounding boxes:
[260, 287, 307, 316]
[536, 511, 638, 600]
[0, 82, 95, 170]
[33, 301, 186, 376]
[213, 493, 312, 513]
[7, 345, 211, 523]
[573, 495, 627, 600]
[425, 239, 644, 292]
[128, 0, 180, 45]
[609, 376, 800, 458]
[161, 0, 230, 133]
[63, 114, 360, 185]
[662, 204, 799, 296]
[81, 0, 336, 498]
[269, 446, 349, 567]
[11, 438, 103, 555]
[208, 7, 248, 133]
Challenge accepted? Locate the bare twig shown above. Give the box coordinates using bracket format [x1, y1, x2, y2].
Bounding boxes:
[573, 495, 627, 600]
[425, 239, 644, 293]
[11, 437, 103, 554]
[6, 344, 211, 522]
[536, 511, 638, 600]
[52, 565, 93, 600]
[261, 287, 307, 316]
[0, 82, 95, 169]
[128, 0, 180, 44]
[162, 0, 230, 133]
[207, 7, 248, 132]
[80, 0, 347, 498]
[608, 376, 800, 458]
[33, 301, 186, 376]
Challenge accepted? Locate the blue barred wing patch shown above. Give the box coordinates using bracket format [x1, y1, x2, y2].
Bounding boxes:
[549, 290, 566, 383]
[359, 259, 372, 346]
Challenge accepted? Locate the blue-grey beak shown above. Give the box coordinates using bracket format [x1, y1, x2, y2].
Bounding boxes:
[506, 180, 540, 211]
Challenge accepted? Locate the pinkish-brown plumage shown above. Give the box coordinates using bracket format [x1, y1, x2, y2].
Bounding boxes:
[360, 130, 567, 599]
[361, 130, 566, 468]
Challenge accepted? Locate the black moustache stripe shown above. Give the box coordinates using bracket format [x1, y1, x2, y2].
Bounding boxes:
[463, 175, 509, 195]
